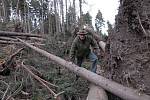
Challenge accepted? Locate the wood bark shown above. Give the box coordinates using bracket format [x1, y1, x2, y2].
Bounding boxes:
[18, 38, 150, 100]
[86, 84, 108, 100]
[99, 41, 106, 52]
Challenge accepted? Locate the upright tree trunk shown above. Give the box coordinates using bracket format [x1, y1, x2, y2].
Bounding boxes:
[73, 0, 76, 24]
[1, 0, 6, 21]
[79, 0, 82, 18]
[79, 0, 83, 27]
[41, 0, 44, 34]
[0, 1, 2, 20]
[27, 3, 30, 33]
[48, 2, 52, 35]
[23, 0, 27, 33]
[60, 0, 65, 39]
[54, 0, 59, 35]
[65, 0, 68, 31]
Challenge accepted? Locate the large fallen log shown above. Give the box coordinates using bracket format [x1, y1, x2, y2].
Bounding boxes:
[18, 38, 150, 100]
[0, 37, 45, 42]
[0, 37, 18, 41]
[0, 31, 42, 37]
[0, 40, 45, 45]
[86, 84, 108, 100]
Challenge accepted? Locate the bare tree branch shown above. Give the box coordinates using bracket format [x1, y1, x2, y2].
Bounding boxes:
[5, 79, 23, 100]
[0, 81, 10, 100]
[21, 62, 57, 96]
[137, 11, 147, 36]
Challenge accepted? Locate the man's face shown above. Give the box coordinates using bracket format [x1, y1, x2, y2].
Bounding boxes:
[78, 33, 86, 40]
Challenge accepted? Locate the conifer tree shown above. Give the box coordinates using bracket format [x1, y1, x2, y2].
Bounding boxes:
[95, 10, 105, 33]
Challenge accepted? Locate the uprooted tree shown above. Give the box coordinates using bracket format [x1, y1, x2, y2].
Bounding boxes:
[102, 0, 150, 97]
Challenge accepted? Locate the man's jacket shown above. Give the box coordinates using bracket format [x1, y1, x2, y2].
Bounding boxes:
[70, 35, 99, 61]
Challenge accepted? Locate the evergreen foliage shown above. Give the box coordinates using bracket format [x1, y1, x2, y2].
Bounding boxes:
[95, 10, 105, 33]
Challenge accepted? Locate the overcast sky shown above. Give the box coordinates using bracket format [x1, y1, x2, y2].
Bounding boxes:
[82, 0, 120, 33]
[83, 0, 119, 24]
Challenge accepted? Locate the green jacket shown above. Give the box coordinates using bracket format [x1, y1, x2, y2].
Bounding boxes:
[70, 35, 99, 61]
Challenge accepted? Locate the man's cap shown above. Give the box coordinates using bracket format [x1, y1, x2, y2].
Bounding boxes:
[77, 30, 87, 35]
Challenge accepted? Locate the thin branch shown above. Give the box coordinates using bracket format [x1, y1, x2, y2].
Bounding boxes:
[25, 64, 58, 88]
[1, 81, 10, 100]
[137, 11, 147, 36]
[27, 65, 43, 77]
[0, 90, 4, 94]
[21, 62, 64, 99]
[5, 79, 23, 100]
[54, 91, 65, 99]
[21, 62, 56, 96]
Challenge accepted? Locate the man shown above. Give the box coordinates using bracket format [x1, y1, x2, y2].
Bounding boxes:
[70, 29, 100, 73]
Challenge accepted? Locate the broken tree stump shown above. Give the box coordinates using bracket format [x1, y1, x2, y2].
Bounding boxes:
[86, 84, 108, 100]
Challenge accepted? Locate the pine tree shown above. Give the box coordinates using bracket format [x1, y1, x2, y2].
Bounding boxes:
[95, 10, 105, 33]
[83, 11, 92, 26]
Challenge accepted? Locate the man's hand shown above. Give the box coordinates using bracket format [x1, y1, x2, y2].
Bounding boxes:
[93, 49, 101, 56]
[68, 61, 74, 65]
[97, 52, 101, 56]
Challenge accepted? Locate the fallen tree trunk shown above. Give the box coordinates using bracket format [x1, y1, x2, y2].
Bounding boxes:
[18, 38, 150, 100]
[0, 40, 45, 45]
[86, 84, 108, 100]
[0, 31, 42, 37]
[0, 37, 45, 42]
[0, 37, 18, 41]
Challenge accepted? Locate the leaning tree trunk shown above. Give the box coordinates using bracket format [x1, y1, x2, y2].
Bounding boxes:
[18, 38, 150, 100]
